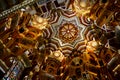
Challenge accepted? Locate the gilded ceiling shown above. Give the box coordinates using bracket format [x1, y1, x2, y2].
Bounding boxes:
[0, 0, 120, 80]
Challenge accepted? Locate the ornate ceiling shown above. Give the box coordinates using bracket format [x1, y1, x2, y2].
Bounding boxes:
[43, 9, 96, 55]
[0, 0, 120, 80]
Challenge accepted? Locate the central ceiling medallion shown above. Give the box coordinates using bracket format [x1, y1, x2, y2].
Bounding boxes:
[59, 23, 79, 43]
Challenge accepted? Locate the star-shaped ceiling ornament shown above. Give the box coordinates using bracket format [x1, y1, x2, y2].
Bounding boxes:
[43, 9, 93, 54]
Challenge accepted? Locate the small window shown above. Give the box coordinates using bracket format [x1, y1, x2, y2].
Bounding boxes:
[47, 2, 52, 11]
[101, 0, 107, 3]
[41, 5, 47, 13]
[54, 1, 60, 7]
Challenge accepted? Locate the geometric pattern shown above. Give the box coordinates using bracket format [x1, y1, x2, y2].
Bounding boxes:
[43, 9, 94, 55]
[58, 23, 79, 43]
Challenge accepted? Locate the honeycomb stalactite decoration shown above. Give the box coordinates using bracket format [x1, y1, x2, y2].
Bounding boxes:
[69, 0, 96, 16]
[89, 0, 120, 27]
[59, 23, 79, 43]
[1, 0, 120, 79]
[0, 11, 49, 57]
[31, 15, 49, 30]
